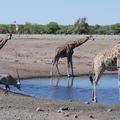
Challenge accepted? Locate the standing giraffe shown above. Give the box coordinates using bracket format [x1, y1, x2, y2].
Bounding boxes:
[13, 21, 19, 34]
[89, 43, 120, 102]
[51, 35, 94, 77]
[0, 33, 12, 50]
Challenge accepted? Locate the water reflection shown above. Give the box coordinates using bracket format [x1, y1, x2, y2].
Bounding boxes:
[0, 74, 120, 104]
[50, 77, 74, 87]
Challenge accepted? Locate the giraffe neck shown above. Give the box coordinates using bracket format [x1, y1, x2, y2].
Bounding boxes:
[71, 37, 89, 49]
[0, 38, 9, 50]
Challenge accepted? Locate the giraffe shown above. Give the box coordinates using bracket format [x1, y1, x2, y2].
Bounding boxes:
[51, 35, 94, 77]
[0, 33, 12, 50]
[13, 21, 19, 34]
[89, 43, 120, 102]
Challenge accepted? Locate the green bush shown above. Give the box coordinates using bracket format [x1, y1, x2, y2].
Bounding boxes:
[0, 18, 120, 34]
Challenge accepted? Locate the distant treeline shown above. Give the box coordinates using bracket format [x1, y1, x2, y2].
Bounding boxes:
[0, 18, 120, 34]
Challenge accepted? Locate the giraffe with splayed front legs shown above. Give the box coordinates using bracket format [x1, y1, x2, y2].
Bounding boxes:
[51, 35, 94, 77]
[0, 33, 12, 50]
[89, 43, 120, 103]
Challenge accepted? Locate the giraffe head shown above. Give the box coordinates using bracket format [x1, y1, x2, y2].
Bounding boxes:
[7, 33, 12, 40]
[87, 35, 94, 41]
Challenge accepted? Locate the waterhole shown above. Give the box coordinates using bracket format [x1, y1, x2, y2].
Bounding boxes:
[1, 74, 120, 104]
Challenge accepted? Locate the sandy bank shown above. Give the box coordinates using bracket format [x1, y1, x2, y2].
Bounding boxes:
[0, 34, 119, 79]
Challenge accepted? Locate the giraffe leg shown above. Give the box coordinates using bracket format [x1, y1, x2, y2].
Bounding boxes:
[70, 56, 74, 77]
[56, 62, 61, 76]
[50, 57, 59, 84]
[118, 68, 120, 99]
[92, 68, 104, 103]
[51, 57, 61, 77]
[92, 80, 97, 102]
[67, 57, 71, 77]
[89, 73, 95, 101]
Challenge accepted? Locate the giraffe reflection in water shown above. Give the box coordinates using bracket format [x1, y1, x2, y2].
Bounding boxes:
[50, 77, 74, 87]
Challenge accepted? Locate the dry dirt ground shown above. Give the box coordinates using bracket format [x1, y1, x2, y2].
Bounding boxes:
[0, 34, 119, 78]
[0, 89, 120, 120]
[0, 34, 120, 120]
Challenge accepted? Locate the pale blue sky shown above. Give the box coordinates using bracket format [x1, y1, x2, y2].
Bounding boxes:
[0, 0, 120, 25]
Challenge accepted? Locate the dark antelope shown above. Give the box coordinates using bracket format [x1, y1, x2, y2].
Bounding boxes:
[0, 73, 21, 91]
